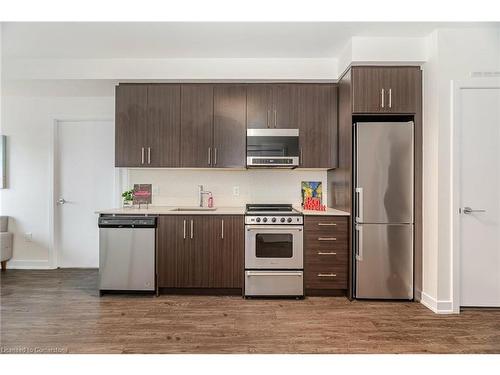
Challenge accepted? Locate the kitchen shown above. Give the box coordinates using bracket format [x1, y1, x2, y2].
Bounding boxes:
[1, 15, 500, 363]
[97, 74, 418, 300]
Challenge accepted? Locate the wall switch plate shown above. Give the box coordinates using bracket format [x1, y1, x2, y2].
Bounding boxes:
[24, 232, 33, 242]
[233, 186, 240, 197]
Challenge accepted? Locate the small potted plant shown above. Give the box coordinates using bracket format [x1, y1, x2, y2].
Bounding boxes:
[122, 189, 134, 208]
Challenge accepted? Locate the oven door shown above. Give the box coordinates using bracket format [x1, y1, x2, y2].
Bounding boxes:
[245, 225, 303, 269]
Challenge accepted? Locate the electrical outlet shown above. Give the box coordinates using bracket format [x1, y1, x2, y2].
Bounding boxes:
[24, 232, 33, 242]
[233, 186, 240, 197]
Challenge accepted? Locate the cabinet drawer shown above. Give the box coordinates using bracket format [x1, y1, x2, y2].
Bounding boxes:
[305, 233, 348, 250]
[305, 250, 348, 268]
[304, 216, 348, 235]
[305, 264, 348, 289]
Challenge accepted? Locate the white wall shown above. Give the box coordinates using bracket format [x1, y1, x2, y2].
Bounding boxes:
[421, 27, 500, 312]
[0, 82, 114, 267]
[125, 169, 327, 207]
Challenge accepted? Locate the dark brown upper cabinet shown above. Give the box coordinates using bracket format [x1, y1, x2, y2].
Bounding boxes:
[115, 84, 181, 167]
[180, 84, 214, 168]
[147, 85, 181, 167]
[115, 84, 148, 167]
[247, 84, 300, 129]
[213, 85, 247, 168]
[351, 66, 420, 114]
[298, 84, 338, 169]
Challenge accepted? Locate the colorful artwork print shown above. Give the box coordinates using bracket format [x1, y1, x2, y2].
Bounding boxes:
[301, 181, 322, 205]
[133, 184, 152, 205]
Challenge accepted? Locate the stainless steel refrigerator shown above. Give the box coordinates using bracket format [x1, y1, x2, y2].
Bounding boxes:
[354, 121, 414, 299]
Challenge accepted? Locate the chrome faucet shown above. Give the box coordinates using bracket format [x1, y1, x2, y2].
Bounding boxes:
[198, 185, 211, 207]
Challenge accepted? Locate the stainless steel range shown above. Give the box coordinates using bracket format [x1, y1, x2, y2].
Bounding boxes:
[244, 204, 304, 298]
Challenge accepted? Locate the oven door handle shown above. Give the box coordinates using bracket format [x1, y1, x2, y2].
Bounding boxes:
[245, 225, 303, 231]
[246, 271, 303, 277]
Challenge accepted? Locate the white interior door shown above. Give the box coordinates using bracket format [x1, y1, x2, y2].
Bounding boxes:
[459, 87, 500, 307]
[56, 120, 114, 268]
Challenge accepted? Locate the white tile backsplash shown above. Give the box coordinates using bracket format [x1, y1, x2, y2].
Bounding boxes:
[126, 169, 327, 207]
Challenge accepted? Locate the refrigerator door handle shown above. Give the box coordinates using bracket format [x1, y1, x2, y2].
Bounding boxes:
[355, 187, 364, 222]
[355, 224, 363, 261]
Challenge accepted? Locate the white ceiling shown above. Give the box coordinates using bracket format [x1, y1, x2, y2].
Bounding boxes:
[2, 22, 496, 59]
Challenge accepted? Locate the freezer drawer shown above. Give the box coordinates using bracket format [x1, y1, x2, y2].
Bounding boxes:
[355, 224, 413, 299]
[245, 270, 304, 297]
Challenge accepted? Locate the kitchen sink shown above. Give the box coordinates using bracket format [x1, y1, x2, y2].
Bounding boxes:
[170, 207, 217, 211]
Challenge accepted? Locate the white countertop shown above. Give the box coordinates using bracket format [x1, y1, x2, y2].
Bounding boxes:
[293, 206, 350, 216]
[96, 206, 245, 215]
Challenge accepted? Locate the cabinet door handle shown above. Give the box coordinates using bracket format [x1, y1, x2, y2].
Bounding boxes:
[190, 220, 194, 239]
[388, 88, 392, 108]
[208, 147, 211, 166]
[221, 219, 224, 239]
[267, 110, 270, 128]
[141, 147, 145, 164]
[318, 273, 337, 278]
[381, 89, 385, 108]
[299, 147, 303, 166]
[318, 223, 337, 226]
[148, 147, 151, 164]
[318, 252, 337, 255]
[214, 148, 217, 166]
[318, 237, 337, 241]
[274, 110, 277, 128]
[183, 220, 186, 239]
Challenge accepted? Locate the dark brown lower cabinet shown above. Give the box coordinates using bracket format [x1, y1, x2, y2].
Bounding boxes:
[157, 215, 244, 290]
[304, 216, 349, 295]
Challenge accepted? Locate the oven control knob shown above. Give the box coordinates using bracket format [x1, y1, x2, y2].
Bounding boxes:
[287, 218, 292, 223]
[256, 217, 261, 223]
[280, 218, 285, 223]
[262, 217, 268, 223]
[272, 217, 277, 223]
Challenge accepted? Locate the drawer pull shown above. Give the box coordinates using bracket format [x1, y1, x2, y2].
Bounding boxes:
[318, 237, 337, 241]
[318, 273, 337, 278]
[318, 223, 337, 226]
[317, 252, 337, 255]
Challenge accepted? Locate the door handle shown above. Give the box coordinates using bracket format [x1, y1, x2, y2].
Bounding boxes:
[246, 271, 303, 277]
[318, 237, 337, 241]
[274, 110, 277, 128]
[356, 224, 363, 261]
[221, 219, 224, 239]
[147, 147, 151, 164]
[318, 223, 337, 226]
[141, 147, 145, 164]
[190, 219, 194, 239]
[183, 220, 186, 239]
[388, 88, 392, 108]
[318, 252, 337, 255]
[381, 89, 385, 108]
[208, 147, 211, 166]
[57, 198, 67, 205]
[355, 187, 364, 222]
[318, 273, 337, 278]
[267, 110, 270, 128]
[214, 148, 217, 166]
[462, 207, 486, 214]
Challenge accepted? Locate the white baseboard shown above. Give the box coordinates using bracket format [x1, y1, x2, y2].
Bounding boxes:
[420, 291, 455, 314]
[6, 259, 53, 269]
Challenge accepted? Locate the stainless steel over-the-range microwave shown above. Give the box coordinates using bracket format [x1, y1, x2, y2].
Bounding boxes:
[246, 129, 300, 168]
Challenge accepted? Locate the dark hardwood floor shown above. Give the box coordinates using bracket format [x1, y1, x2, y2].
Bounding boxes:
[1, 269, 499, 354]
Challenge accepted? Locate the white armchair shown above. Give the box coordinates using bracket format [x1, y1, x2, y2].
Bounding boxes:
[0, 216, 13, 270]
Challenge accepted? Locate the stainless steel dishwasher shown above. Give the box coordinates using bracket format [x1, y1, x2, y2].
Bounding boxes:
[98, 216, 156, 293]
